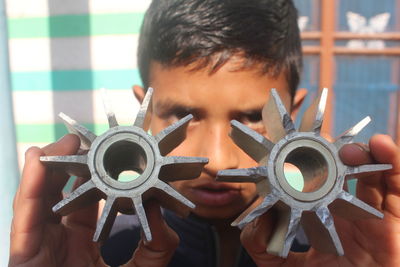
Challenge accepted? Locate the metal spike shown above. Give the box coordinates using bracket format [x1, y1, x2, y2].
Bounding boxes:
[262, 89, 296, 142]
[329, 191, 383, 220]
[155, 114, 193, 156]
[217, 166, 267, 183]
[59, 112, 97, 149]
[302, 207, 344, 255]
[345, 164, 392, 176]
[40, 155, 89, 178]
[134, 87, 153, 129]
[299, 88, 328, 134]
[232, 193, 278, 227]
[133, 196, 152, 241]
[52, 180, 98, 215]
[40, 155, 87, 165]
[100, 88, 119, 128]
[230, 120, 274, 163]
[159, 156, 208, 181]
[93, 197, 118, 242]
[267, 207, 302, 257]
[154, 181, 195, 209]
[334, 117, 371, 149]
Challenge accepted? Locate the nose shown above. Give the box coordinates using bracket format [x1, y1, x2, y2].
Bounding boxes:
[197, 122, 241, 176]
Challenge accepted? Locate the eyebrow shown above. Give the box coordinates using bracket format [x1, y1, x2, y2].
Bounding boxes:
[154, 99, 202, 117]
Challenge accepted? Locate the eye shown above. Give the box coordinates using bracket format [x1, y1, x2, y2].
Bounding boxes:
[237, 111, 266, 133]
[171, 108, 191, 120]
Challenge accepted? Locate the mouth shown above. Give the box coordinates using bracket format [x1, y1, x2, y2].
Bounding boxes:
[189, 183, 241, 206]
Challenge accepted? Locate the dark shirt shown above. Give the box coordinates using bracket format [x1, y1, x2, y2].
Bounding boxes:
[101, 210, 309, 266]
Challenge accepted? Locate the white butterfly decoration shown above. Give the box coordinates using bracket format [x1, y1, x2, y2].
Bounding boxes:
[346, 11, 391, 49]
[298, 16, 309, 32]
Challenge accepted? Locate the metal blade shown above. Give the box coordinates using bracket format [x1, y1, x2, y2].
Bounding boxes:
[52, 180, 98, 215]
[40, 155, 89, 177]
[100, 88, 119, 128]
[301, 207, 344, 255]
[93, 197, 118, 242]
[133, 196, 152, 241]
[217, 166, 267, 183]
[134, 87, 153, 129]
[262, 89, 296, 143]
[267, 206, 302, 258]
[59, 112, 97, 149]
[150, 181, 192, 217]
[159, 156, 208, 181]
[153, 180, 195, 210]
[299, 88, 328, 134]
[345, 164, 392, 176]
[155, 114, 193, 156]
[230, 120, 274, 163]
[334, 116, 371, 149]
[232, 193, 278, 227]
[329, 191, 383, 220]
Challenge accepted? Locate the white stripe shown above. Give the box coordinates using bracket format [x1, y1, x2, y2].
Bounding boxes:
[92, 88, 140, 125]
[13, 91, 54, 124]
[89, 0, 151, 14]
[6, 0, 151, 18]
[9, 35, 138, 71]
[91, 35, 138, 70]
[13, 89, 140, 125]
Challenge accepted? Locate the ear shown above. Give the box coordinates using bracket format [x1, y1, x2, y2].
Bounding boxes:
[133, 85, 146, 104]
[290, 88, 307, 120]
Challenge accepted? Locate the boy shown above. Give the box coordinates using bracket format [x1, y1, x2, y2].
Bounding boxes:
[9, 0, 400, 266]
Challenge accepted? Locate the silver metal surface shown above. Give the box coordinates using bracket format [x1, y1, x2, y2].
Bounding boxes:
[41, 87, 208, 242]
[217, 88, 392, 257]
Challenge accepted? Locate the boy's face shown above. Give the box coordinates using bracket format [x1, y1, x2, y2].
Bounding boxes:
[137, 59, 295, 220]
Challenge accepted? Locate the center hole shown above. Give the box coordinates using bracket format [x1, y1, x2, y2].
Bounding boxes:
[103, 140, 147, 183]
[283, 147, 328, 193]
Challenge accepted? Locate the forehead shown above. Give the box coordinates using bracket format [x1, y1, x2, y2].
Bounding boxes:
[148, 60, 290, 110]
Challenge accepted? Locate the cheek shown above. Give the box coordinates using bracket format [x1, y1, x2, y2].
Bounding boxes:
[170, 180, 187, 192]
[241, 183, 257, 197]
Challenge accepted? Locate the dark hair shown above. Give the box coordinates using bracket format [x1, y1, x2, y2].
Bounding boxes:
[138, 0, 302, 97]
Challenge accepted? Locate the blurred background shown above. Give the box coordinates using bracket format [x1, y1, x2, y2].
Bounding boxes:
[1, 0, 399, 264]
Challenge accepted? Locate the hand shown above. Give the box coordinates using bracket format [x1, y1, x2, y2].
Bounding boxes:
[9, 134, 179, 267]
[241, 134, 400, 266]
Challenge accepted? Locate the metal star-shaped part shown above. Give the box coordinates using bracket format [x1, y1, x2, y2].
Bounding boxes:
[217, 88, 391, 257]
[40, 88, 208, 242]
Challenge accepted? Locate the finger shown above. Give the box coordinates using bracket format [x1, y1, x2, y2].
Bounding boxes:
[10, 135, 80, 262]
[42, 134, 82, 223]
[369, 134, 400, 217]
[11, 147, 47, 260]
[64, 176, 99, 232]
[125, 200, 179, 267]
[369, 135, 400, 185]
[339, 143, 372, 166]
[42, 134, 82, 195]
[339, 138, 385, 210]
[240, 210, 288, 265]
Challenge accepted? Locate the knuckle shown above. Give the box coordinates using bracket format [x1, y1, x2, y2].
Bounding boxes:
[24, 146, 43, 159]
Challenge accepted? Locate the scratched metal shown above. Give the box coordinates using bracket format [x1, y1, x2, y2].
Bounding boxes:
[41, 87, 208, 242]
[217, 88, 391, 257]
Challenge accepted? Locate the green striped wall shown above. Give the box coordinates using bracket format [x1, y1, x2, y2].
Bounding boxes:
[7, 2, 149, 162]
[16, 123, 109, 143]
[8, 13, 144, 38]
[12, 69, 142, 91]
